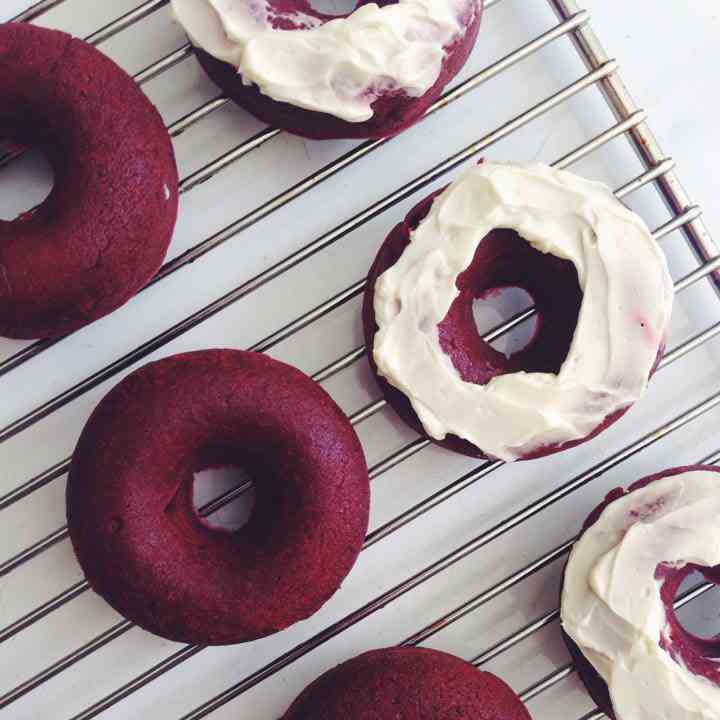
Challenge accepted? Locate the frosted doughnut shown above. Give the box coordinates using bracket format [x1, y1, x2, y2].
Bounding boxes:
[170, 0, 483, 139]
[561, 466, 720, 720]
[365, 161, 674, 461]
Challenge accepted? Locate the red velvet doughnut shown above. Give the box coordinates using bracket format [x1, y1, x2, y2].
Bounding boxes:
[282, 647, 532, 720]
[561, 465, 720, 720]
[192, 0, 483, 140]
[0, 23, 178, 339]
[362, 185, 662, 460]
[67, 350, 370, 645]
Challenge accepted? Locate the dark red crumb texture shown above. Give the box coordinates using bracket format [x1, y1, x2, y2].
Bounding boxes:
[282, 647, 532, 720]
[194, 0, 483, 140]
[67, 350, 370, 645]
[0, 22, 178, 339]
[562, 464, 720, 720]
[362, 182, 663, 460]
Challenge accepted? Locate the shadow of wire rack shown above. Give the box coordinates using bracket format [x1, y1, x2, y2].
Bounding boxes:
[1, 0, 720, 718]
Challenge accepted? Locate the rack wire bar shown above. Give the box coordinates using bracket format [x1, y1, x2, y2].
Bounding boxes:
[0, 580, 89, 646]
[520, 664, 576, 703]
[4, 0, 718, 718]
[83, 0, 170, 47]
[481, 576, 714, 676]
[406, 528, 716, 664]
[0, 6, 588, 376]
[9, 0, 67, 22]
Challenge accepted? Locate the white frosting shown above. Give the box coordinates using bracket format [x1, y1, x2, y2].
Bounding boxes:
[372, 162, 674, 461]
[561, 470, 720, 720]
[171, 0, 473, 122]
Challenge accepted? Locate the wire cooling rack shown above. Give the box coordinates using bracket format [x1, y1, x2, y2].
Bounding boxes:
[1, 0, 720, 718]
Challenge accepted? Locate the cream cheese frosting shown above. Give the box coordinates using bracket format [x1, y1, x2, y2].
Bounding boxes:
[561, 470, 720, 720]
[171, 0, 472, 122]
[372, 161, 674, 461]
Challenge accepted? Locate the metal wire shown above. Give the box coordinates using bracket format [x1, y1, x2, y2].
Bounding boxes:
[2, 0, 718, 718]
[84, 0, 170, 47]
[408, 509, 716, 674]
[10, 0, 67, 22]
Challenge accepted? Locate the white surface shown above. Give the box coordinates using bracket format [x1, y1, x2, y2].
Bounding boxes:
[1, 1, 720, 720]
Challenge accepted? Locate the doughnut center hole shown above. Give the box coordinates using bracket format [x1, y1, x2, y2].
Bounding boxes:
[672, 569, 720, 645]
[193, 466, 256, 532]
[0, 146, 54, 221]
[308, 0, 358, 16]
[473, 286, 537, 358]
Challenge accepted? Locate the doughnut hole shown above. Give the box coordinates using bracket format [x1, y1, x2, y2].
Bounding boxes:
[658, 563, 720, 679]
[171, 444, 274, 536]
[193, 466, 256, 532]
[472, 286, 537, 358]
[437, 228, 582, 385]
[0, 146, 54, 221]
[269, 0, 386, 27]
[672, 569, 720, 645]
[308, 0, 359, 15]
[162, 439, 316, 554]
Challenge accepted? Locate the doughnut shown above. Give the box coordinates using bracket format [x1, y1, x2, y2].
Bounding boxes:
[171, 0, 483, 140]
[282, 647, 532, 720]
[0, 23, 178, 340]
[67, 350, 370, 645]
[362, 161, 673, 461]
[561, 465, 720, 720]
